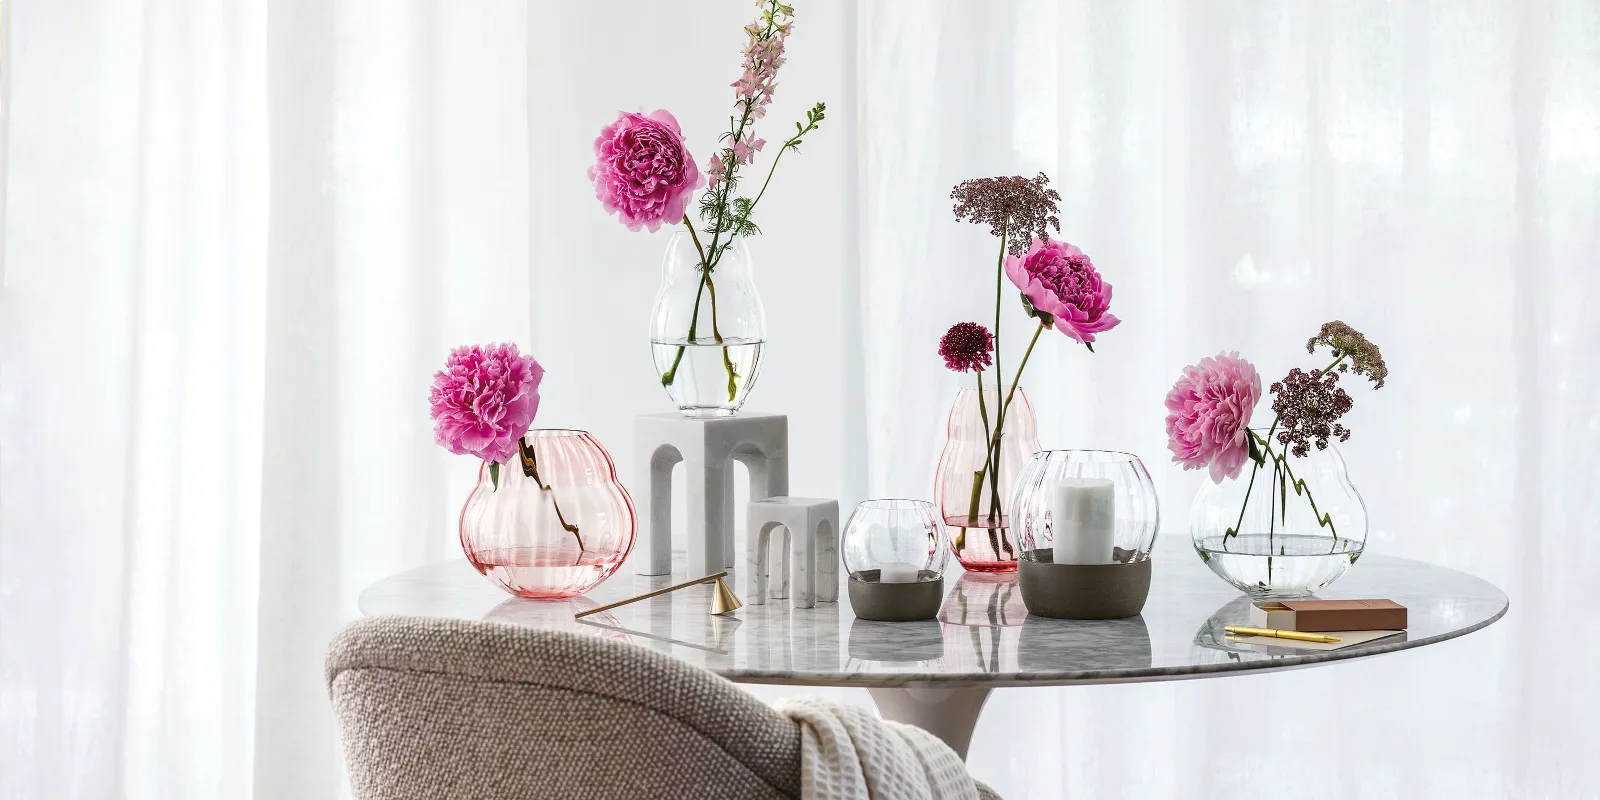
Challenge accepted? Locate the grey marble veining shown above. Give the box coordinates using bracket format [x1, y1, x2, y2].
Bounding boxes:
[357, 537, 1507, 688]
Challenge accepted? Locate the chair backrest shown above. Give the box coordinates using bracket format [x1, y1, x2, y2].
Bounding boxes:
[326, 615, 801, 800]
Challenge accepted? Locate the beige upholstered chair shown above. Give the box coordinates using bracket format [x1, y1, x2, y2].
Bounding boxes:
[327, 616, 999, 799]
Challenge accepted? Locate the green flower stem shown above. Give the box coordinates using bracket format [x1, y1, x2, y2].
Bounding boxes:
[518, 439, 585, 554]
[1000, 321, 1044, 418]
[1249, 429, 1338, 538]
[1221, 450, 1264, 547]
[959, 370, 998, 552]
[980, 225, 1010, 529]
[983, 320, 1044, 523]
[661, 218, 737, 396]
[703, 271, 740, 401]
[1222, 353, 1348, 545]
[726, 109, 823, 233]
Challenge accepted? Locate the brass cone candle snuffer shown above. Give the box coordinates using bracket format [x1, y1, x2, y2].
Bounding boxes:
[573, 571, 743, 619]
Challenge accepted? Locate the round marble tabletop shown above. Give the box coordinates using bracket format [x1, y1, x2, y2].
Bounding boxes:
[359, 538, 1507, 689]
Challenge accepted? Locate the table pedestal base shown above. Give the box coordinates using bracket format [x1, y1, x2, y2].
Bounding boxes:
[868, 686, 992, 760]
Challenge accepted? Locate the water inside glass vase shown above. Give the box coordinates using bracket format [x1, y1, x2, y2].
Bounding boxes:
[649, 231, 766, 417]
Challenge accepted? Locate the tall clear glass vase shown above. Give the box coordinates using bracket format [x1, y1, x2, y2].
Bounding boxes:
[649, 231, 766, 417]
[933, 385, 1040, 573]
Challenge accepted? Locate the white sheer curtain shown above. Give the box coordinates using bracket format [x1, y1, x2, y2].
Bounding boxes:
[0, 1, 851, 797]
[1, 1, 1594, 798]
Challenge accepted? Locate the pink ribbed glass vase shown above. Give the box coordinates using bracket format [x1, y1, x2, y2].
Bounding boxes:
[933, 386, 1040, 573]
[459, 429, 636, 599]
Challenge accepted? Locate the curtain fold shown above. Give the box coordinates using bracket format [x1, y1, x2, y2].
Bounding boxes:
[1, 1, 1595, 798]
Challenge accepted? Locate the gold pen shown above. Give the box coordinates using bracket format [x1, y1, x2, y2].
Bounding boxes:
[1224, 625, 1341, 644]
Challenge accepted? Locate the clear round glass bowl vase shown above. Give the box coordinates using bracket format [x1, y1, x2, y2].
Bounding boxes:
[933, 385, 1040, 573]
[649, 231, 766, 418]
[459, 429, 636, 599]
[1010, 450, 1160, 619]
[841, 499, 950, 622]
[1188, 431, 1368, 599]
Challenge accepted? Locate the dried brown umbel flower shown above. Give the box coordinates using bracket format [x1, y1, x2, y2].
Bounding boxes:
[1307, 320, 1387, 389]
[1270, 367, 1354, 458]
[950, 173, 1061, 256]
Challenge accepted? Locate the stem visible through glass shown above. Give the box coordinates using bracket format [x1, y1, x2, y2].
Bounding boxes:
[1221, 354, 1348, 550]
[959, 371, 997, 553]
[660, 218, 738, 398]
[518, 439, 586, 555]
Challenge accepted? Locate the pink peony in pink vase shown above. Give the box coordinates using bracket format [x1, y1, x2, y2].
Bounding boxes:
[430, 343, 633, 599]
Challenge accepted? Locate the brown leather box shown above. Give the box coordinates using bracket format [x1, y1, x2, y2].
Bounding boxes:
[1250, 599, 1408, 632]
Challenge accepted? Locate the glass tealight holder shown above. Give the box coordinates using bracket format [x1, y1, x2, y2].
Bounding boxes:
[841, 499, 949, 622]
[1009, 450, 1160, 619]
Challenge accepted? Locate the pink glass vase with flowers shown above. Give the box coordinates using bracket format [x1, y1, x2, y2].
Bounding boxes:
[430, 343, 635, 599]
[587, 1, 828, 417]
[934, 174, 1122, 572]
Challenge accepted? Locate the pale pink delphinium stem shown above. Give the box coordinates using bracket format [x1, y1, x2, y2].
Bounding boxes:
[661, 0, 828, 400]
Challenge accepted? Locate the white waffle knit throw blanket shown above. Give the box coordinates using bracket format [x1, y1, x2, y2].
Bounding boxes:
[773, 697, 979, 800]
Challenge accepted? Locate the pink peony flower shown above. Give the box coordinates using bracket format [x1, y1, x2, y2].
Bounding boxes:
[1165, 351, 1262, 482]
[588, 109, 702, 232]
[939, 322, 994, 373]
[1004, 238, 1120, 343]
[429, 343, 543, 464]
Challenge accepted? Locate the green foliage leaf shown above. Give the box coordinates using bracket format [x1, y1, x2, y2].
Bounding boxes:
[488, 461, 500, 491]
[1247, 433, 1264, 467]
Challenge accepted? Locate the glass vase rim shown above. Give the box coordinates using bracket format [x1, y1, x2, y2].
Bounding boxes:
[665, 228, 752, 251]
[956, 384, 1027, 394]
[520, 428, 593, 440]
[853, 498, 938, 511]
[1028, 448, 1144, 462]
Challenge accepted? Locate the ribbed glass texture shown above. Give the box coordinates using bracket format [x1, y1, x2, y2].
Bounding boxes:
[932, 386, 1039, 572]
[459, 429, 635, 599]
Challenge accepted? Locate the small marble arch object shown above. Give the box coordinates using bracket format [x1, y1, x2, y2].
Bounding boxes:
[745, 497, 840, 609]
[635, 412, 789, 577]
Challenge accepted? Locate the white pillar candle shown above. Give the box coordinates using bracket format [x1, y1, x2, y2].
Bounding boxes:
[878, 561, 920, 583]
[1051, 478, 1115, 565]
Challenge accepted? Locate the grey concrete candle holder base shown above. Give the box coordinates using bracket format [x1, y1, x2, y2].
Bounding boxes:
[848, 572, 944, 622]
[1017, 550, 1151, 619]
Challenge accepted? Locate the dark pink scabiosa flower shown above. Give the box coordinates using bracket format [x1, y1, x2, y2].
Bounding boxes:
[939, 322, 994, 373]
[429, 343, 543, 464]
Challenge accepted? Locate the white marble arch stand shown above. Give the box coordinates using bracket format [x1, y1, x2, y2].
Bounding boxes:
[635, 412, 789, 577]
[745, 497, 840, 609]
